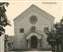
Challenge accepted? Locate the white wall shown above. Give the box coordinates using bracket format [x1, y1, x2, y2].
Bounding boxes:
[0, 34, 5, 52]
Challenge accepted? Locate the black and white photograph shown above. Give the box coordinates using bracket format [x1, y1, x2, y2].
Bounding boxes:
[0, 0, 63, 52]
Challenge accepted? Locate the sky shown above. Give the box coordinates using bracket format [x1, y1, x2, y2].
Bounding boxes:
[0, 0, 63, 36]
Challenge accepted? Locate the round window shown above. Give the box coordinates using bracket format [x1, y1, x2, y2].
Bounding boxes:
[30, 16, 38, 24]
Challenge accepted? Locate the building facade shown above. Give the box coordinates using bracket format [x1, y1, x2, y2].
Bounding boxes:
[13, 4, 54, 50]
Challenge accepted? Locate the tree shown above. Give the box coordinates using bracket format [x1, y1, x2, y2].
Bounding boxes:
[44, 17, 63, 52]
[0, 2, 10, 36]
[54, 18, 63, 52]
[44, 27, 56, 52]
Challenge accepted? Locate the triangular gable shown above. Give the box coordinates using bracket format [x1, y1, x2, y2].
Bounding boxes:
[14, 4, 54, 22]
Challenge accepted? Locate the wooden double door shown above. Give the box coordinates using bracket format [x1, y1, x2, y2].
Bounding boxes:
[31, 36, 38, 48]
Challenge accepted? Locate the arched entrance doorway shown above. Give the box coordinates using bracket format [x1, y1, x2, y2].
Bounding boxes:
[26, 32, 42, 48]
[31, 36, 38, 48]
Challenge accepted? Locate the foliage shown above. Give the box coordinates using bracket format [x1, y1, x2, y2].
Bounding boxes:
[0, 2, 10, 36]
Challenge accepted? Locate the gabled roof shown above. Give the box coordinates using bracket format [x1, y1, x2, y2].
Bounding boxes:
[14, 4, 54, 21]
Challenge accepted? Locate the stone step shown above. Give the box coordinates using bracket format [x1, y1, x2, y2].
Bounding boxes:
[9, 51, 52, 52]
[23, 51, 52, 52]
[9, 48, 52, 52]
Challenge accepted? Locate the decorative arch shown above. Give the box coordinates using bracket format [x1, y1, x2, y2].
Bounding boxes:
[26, 32, 41, 40]
[26, 32, 42, 48]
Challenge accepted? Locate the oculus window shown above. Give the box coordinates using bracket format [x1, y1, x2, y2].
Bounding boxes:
[30, 15, 38, 24]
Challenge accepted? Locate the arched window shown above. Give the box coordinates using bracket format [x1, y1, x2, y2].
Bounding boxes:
[31, 26, 36, 32]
